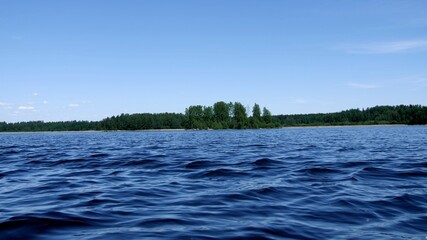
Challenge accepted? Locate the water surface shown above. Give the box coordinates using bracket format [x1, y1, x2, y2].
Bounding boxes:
[1, 126, 426, 239]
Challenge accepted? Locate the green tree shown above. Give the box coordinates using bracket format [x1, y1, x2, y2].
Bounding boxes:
[252, 103, 262, 128]
[203, 106, 214, 128]
[233, 102, 248, 129]
[213, 101, 229, 128]
[185, 105, 205, 129]
[262, 107, 272, 125]
[252, 103, 261, 120]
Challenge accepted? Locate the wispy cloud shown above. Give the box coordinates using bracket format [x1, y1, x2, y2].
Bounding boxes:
[18, 106, 35, 110]
[343, 40, 427, 54]
[43, 100, 48, 104]
[33, 92, 39, 96]
[348, 82, 380, 89]
[1, 102, 13, 110]
[68, 103, 80, 108]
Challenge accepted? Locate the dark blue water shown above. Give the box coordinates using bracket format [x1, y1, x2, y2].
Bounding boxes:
[1, 126, 426, 239]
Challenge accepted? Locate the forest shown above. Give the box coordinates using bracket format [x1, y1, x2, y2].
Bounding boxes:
[277, 105, 427, 126]
[0, 104, 426, 132]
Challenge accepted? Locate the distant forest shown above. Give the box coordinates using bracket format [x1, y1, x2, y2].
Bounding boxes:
[277, 105, 427, 126]
[0, 104, 426, 132]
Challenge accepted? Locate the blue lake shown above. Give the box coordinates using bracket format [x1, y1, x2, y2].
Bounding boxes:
[0, 126, 426, 239]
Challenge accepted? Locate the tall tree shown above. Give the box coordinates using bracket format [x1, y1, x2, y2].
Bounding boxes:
[203, 106, 214, 127]
[213, 101, 229, 122]
[233, 102, 248, 129]
[185, 105, 205, 129]
[262, 107, 272, 124]
[252, 103, 261, 120]
[252, 103, 262, 128]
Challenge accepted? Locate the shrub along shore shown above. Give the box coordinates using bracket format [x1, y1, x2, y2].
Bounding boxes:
[1, 103, 426, 132]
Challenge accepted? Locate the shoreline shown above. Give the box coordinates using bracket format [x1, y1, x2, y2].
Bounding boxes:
[0, 129, 187, 134]
[281, 124, 409, 129]
[0, 124, 421, 134]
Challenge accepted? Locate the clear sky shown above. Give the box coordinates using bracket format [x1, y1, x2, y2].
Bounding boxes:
[1, 0, 426, 122]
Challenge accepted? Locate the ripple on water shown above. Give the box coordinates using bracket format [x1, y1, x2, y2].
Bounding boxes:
[0, 127, 426, 239]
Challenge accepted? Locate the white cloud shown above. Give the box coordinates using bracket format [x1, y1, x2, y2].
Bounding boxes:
[33, 92, 39, 96]
[0, 102, 10, 106]
[43, 100, 48, 104]
[18, 106, 35, 110]
[68, 103, 80, 108]
[348, 82, 379, 89]
[343, 40, 427, 54]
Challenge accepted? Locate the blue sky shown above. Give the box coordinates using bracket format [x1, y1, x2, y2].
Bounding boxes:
[1, 0, 426, 122]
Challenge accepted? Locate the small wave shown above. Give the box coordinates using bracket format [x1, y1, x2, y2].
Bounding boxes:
[26, 153, 50, 159]
[243, 186, 290, 200]
[0, 213, 97, 239]
[188, 168, 249, 179]
[397, 170, 427, 178]
[203, 168, 248, 178]
[244, 143, 270, 148]
[2, 150, 21, 154]
[1, 145, 19, 149]
[63, 170, 102, 177]
[355, 166, 400, 179]
[121, 159, 161, 167]
[74, 198, 120, 207]
[297, 145, 318, 151]
[137, 217, 194, 227]
[89, 153, 110, 158]
[337, 146, 356, 152]
[376, 193, 427, 214]
[252, 158, 282, 167]
[411, 161, 427, 168]
[393, 215, 427, 232]
[48, 158, 86, 166]
[339, 161, 369, 168]
[220, 192, 260, 202]
[244, 226, 316, 240]
[253, 186, 281, 195]
[300, 209, 378, 225]
[0, 169, 29, 177]
[185, 160, 217, 169]
[298, 167, 340, 175]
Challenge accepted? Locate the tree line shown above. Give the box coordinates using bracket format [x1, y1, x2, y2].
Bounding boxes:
[0, 120, 100, 132]
[100, 113, 185, 130]
[277, 105, 427, 126]
[0, 113, 185, 132]
[0, 104, 426, 132]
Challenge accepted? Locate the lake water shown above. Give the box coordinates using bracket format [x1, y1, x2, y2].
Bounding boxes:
[0, 126, 426, 239]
